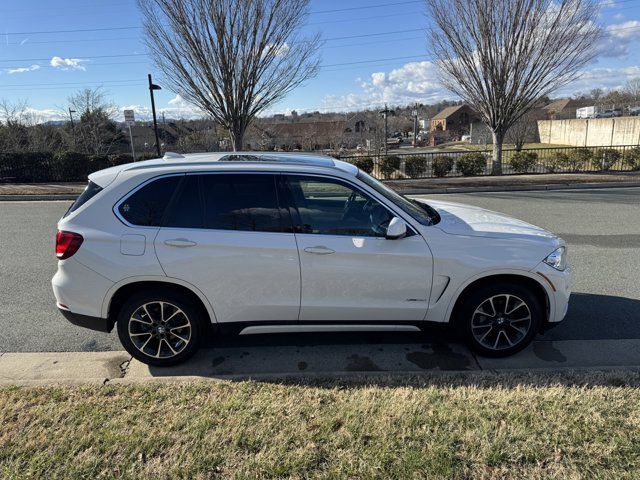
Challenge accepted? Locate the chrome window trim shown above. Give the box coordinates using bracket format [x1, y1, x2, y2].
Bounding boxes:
[113, 169, 422, 236]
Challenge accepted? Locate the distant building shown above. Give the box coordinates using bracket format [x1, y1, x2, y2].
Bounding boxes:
[247, 113, 370, 151]
[542, 99, 588, 120]
[430, 105, 478, 135]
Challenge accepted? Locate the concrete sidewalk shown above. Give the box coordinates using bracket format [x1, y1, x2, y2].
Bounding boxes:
[3, 338, 640, 386]
[2, 173, 640, 200]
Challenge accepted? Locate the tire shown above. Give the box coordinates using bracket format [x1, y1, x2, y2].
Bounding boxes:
[116, 289, 204, 367]
[458, 282, 543, 358]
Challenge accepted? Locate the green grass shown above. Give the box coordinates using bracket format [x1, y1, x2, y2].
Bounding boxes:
[1, 371, 640, 479]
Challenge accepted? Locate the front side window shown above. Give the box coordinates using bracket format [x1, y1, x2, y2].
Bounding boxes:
[118, 176, 182, 226]
[286, 175, 393, 237]
[200, 174, 284, 232]
[357, 170, 439, 226]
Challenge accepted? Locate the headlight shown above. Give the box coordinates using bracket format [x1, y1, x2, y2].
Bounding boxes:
[543, 247, 567, 271]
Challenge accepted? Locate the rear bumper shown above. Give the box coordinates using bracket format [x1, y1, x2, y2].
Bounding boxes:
[58, 308, 114, 333]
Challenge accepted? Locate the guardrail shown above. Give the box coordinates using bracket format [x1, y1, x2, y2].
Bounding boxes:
[338, 145, 640, 179]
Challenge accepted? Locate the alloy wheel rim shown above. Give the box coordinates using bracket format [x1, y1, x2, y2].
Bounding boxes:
[128, 301, 192, 359]
[471, 294, 532, 351]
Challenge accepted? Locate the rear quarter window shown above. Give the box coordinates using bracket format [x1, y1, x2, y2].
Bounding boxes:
[118, 176, 182, 226]
[64, 181, 103, 218]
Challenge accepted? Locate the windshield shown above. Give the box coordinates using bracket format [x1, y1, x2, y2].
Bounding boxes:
[357, 171, 439, 226]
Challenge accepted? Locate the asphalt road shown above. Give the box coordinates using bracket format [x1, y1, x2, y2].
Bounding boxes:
[1, 187, 639, 374]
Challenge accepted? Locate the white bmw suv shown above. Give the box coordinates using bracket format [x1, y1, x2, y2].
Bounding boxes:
[52, 152, 571, 366]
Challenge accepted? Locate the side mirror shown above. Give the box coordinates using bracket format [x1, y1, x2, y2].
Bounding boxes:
[385, 216, 407, 240]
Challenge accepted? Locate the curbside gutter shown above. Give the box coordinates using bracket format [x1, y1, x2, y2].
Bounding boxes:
[3, 339, 640, 386]
[401, 181, 640, 195]
[2, 181, 640, 202]
[0, 195, 78, 202]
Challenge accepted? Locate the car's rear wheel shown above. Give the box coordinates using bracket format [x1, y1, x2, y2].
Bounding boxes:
[116, 290, 203, 366]
[459, 282, 543, 357]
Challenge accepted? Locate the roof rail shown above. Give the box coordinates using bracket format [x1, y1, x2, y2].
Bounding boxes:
[163, 152, 185, 160]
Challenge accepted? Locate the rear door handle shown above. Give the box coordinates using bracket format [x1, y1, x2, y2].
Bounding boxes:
[164, 238, 198, 248]
[304, 246, 335, 255]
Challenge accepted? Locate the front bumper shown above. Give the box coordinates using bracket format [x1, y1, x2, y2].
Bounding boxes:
[58, 307, 114, 333]
[534, 262, 572, 324]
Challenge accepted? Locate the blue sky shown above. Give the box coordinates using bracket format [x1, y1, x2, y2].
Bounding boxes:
[1, 0, 640, 122]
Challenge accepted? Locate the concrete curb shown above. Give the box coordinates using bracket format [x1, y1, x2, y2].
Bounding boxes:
[0, 194, 77, 202]
[3, 338, 640, 386]
[401, 181, 640, 195]
[2, 181, 640, 201]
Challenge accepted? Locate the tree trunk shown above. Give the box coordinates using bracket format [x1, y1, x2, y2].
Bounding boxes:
[229, 128, 245, 152]
[491, 130, 504, 175]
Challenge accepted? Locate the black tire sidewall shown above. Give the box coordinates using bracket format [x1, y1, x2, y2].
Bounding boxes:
[460, 282, 543, 358]
[116, 289, 203, 367]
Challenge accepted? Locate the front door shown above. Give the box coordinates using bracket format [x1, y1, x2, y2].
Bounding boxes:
[154, 173, 300, 323]
[284, 174, 433, 322]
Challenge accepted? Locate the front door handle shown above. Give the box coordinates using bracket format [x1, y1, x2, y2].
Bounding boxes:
[164, 238, 198, 248]
[304, 246, 335, 255]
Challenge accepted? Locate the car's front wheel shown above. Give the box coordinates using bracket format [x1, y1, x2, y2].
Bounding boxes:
[459, 283, 543, 357]
[116, 290, 203, 366]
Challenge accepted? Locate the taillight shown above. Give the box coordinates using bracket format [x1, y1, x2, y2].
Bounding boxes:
[56, 230, 83, 260]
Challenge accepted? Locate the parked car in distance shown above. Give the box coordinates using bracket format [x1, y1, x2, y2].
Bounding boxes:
[595, 109, 622, 118]
[53, 152, 571, 366]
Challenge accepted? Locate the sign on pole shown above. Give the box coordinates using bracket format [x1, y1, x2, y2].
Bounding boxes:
[124, 110, 136, 161]
[124, 109, 136, 126]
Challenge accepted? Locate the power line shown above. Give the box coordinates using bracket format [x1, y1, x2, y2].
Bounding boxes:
[0, 79, 145, 88]
[311, 0, 422, 14]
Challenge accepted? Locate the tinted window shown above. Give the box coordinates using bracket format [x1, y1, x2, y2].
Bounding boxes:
[357, 171, 438, 226]
[286, 175, 393, 237]
[163, 175, 203, 228]
[64, 181, 102, 217]
[118, 176, 181, 226]
[201, 174, 283, 232]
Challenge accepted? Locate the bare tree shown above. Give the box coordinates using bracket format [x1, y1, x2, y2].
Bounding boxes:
[426, 0, 601, 174]
[138, 0, 321, 151]
[624, 78, 640, 103]
[505, 111, 539, 151]
[67, 88, 122, 154]
[0, 100, 30, 151]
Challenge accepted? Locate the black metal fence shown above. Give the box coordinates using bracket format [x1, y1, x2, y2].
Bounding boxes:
[338, 144, 640, 180]
[1, 145, 640, 183]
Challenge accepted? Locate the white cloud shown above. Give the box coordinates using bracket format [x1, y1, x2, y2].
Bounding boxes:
[317, 61, 455, 112]
[598, 21, 640, 58]
[555, 65, 640, 96]
[119, 96, 204, 121]
[50, 56, 87, 71]
[7, 64, 40, 74]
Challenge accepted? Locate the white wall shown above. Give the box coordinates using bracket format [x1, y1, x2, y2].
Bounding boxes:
[538, 117, 640, 146]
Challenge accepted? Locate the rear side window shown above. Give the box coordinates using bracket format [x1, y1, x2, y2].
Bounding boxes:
[64, 181, 102, 217]
[163, 175, 203, 229]
[118, 176, 181, 226]
[200, 174, 283, 232]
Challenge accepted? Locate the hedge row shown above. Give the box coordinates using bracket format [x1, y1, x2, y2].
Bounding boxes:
[0, 152, 145, 183]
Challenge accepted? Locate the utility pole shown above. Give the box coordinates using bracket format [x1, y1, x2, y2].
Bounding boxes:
[68, 108, 76, 148]
[148, 74, 162, 158]
[412, 105, 419, 148]
[379, 104, 393, 155]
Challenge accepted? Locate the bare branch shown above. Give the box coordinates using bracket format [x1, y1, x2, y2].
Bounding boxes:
[137, 0, 321, 151]
[426, 0, 601, 173]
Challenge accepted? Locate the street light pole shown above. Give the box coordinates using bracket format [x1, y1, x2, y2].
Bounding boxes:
[379, 104, 393, 155]
[148, 74, 162, 158]
[68, 108, 76, 148]
[412, 106, 418, 148]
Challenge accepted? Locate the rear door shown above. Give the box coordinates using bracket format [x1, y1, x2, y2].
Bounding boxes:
[284, 174, 433, 322]
[154, 173, 301, 323]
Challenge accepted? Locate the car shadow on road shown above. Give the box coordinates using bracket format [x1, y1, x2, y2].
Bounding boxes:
[139, 292, 640, 384]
